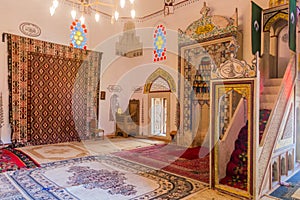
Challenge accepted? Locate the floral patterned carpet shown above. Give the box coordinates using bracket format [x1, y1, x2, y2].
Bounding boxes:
[0, 147, 39, 173]
[17, 137, 165, 164]
[1, 155, 205, 199]
[113, 144, 210, 183]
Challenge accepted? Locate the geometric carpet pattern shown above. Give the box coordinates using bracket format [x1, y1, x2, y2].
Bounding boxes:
[17, 142, 89, 164]
[17, 137, 166, 164]
[28, 53, 82, 145]
[7, 34, 102, 145]
[6, 155, 205, 199]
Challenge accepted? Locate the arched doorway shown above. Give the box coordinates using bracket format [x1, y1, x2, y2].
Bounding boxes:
[263, 12, 289, 78]
[144, 68, 176, 140]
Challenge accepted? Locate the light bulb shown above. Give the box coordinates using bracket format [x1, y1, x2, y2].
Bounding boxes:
[80, 15, 85, 24]
[71, 10, 77, 20]
[50, 6, 55, 16]
[111, 16, 115, 24]
[131, 9, 136, 19]
[129, 0, 134, 4]
[53, 0, 59, 8]
[120, 0, 125, 8]
[114, 11, 119, 21]
[95, 13, 100, 22]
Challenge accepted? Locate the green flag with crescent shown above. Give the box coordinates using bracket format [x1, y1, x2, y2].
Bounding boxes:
[289, 0, 296, 52]
[252, 1, 262, 55]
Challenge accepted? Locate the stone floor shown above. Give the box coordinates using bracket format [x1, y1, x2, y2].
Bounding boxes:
[184, 188, 242, 200]
[185, 190, 282, 200]
[260, 196, 281, 200]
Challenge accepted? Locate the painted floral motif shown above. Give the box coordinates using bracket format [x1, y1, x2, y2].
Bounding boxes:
[70, 20, 87, 50]
[67, 166, 137, 196]
[215, 58, 256, 79]
[153, 25, 167, 62]
[178, 3, 238, 46]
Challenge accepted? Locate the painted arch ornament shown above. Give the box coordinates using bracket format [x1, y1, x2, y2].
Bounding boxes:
[153, 25, 167, 62]
[70, 19, 88, 50]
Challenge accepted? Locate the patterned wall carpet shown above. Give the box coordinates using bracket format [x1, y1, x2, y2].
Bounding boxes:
[28, 52, 83, 144]
[7, 34, 101, 145]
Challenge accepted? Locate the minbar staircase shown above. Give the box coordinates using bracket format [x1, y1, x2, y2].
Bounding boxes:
[220, 79, 282, 191]
[260, 79, 282, 110]
[259, 78, 281, 143]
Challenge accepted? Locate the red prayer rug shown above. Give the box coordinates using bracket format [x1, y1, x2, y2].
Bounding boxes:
[0, 147, 39, 173]
[113, 144, 210, 183]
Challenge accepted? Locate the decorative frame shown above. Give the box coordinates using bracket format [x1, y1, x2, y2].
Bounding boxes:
[19, 22, 41, 37]
[107, 85, 122, 93]
[100, 91, 106, 100]
[178, 2, 238, 47]
[144, 68, 176, 94]
[177, 2, 241, 132]
[263, 4, 288, 32]
[211, 80, 254, 198]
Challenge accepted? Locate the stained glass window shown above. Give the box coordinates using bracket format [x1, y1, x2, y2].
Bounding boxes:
[153, 25, 167, 62]
[70, 19, 87, 50]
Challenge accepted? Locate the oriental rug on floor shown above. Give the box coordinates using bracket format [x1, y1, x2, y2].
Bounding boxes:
[270, 170, 300, 200]
[0, 147, 39, 173]
[2, 155, 205, 199]
[113, 144, 210, 183]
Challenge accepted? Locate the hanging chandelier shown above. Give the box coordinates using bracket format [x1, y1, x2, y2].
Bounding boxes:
[49, 0, 136, 24]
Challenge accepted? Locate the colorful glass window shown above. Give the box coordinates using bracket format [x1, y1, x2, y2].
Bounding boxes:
[153, 25, 167, 62]
[70, 20, 87, 50]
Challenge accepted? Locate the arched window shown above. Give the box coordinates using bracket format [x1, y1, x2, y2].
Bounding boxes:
[150, 77, 171, 92]
[153, 25, 167, 62]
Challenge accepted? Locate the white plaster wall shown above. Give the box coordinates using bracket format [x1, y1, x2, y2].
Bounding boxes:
[98, 48, 179, 134]
[0, 0, 267, 143]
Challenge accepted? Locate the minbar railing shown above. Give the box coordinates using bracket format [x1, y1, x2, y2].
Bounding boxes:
[257, 55, 296, 196]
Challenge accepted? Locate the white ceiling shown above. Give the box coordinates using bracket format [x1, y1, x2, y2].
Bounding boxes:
[1, 0, 271, 23]
[95, 0, 166, 17]
[0, 0, 164, 19]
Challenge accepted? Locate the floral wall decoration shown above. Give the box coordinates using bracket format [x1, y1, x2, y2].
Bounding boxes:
[70, 19, 88, 50]
[153, 24, 167, 62]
